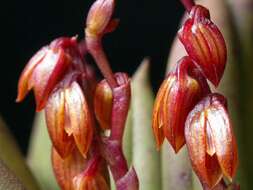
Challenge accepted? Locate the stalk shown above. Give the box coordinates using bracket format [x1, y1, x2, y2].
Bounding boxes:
[86, 37, 118, 89]
[226, 0, 253, 188]
[132, 59, 161, 190]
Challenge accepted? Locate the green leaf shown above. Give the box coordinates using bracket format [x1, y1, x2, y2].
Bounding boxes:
[123, 107, 133, 166]
[227, 0, 253, 188]
[27, 112, 59, 190]
[161, 143, 192, 190]
[0, 117, 40, 190]
[0, 159, 26, 190]
[131, 59, 161, 190]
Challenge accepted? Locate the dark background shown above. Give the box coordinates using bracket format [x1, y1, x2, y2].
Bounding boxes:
[1, 0, 183, 154]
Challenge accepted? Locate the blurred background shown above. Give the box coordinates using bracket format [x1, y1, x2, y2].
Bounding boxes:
[2, 0, 183, 153]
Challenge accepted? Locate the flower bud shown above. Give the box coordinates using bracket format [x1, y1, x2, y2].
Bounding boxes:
[52, 147, 87, 190]
[85, 0, 117, 38]
[46, 74, 93, 158]
[94, 72, 130, 136]
[94, 80, 113, 130]
[185, 93, 238, 188]
[178, 5, 227, 87]
[16, 37, 81, 111]
[73, 157, 109, 190]
[152, 56, 210, 152]
[73, 172, 109, 190]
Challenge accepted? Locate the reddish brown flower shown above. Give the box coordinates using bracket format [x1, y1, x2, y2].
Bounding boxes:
[46, 74, 93, 158]
[16, 37, 81, 111]
[178, 5, 227, 87]
[185, 93, 238, 188]
[152, 56, 210, 152]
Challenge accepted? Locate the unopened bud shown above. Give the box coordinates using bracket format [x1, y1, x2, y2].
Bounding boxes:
[94, 79, 113, 130]
[178, 5, 227, 87]
[85, 0, 116, 38]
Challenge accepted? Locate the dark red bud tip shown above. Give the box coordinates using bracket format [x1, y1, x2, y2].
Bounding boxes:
[180, 0, 195, 13]
[185, 93, 238, 188]
[152, 56, 210, 152]
[178, 5, 227, 87]
[16, 37, 82, 111]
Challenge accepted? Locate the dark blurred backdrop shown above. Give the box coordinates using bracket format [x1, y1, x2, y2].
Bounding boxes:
[1, 0, 183, 154]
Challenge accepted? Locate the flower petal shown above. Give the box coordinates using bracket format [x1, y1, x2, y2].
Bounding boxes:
[52, 147, 87, 190]
[185, 100, 222, 188]
[45, 87, 75, 158]
[155, 57, 210, 152]
[94, 79, 113, 130]
[16, 46, 48, 102]
[31, 48, 70, 111]
[205, 94, 238, 180]
[178, 5, 227, 86]
[64, 82, 93, 158]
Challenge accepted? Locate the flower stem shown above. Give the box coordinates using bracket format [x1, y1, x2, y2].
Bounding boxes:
[180, 0, 195, 12]
[109, 74, 131, 143]
[86, 37, 118, 89]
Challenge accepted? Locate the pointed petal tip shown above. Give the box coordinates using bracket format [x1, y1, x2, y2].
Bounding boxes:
[15, 96, 23, 103]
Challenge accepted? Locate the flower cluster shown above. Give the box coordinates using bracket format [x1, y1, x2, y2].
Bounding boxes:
[152, 2, 238, 189]
[17, 0, 138, 189]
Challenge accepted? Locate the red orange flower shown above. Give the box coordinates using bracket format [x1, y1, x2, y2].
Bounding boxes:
[178, 5, 227, 87]
[16, 37, 81, 111]
[185, 93, 238, 188]
[46, 73, 93, 158]
[152, 56, 210, 152]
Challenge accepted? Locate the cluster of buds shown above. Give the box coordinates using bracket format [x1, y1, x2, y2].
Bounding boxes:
[152, 1, 238, 189]
[17, 0, 138, 189]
